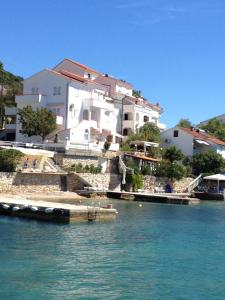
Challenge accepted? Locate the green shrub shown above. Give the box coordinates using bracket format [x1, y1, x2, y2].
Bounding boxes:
[76, 163, 83, 173]
[103, 141, 111, 151]
[84, 165, 90, 173]
[141, 165, 152, 175]
[132, 173, 144, 191]
[0, 149, 24, 172]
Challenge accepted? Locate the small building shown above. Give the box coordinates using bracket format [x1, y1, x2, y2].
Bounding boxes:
[161, 126, 225, 158]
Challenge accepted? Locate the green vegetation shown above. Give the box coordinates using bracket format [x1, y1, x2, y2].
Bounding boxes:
[121, 122, 161, 155]
[103, 135, 113, 152]
[155, 146, 187, 181]
[132, 90, 141, 97]
[177, 118, 192, 128]
[69, 163, 102, 174]
[192, 150, 225, 176]
[162, 145, 184, 163]
[18, 105, 57, 142]
[131, 173, 144, 191]
[0, 61, 23, 128]
[125, 161, 144, 191]
[200, 118, 225, 142]
[0, 149, 24, 172]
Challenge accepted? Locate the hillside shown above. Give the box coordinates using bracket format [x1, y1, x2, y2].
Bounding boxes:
[0, 61, 23, 128]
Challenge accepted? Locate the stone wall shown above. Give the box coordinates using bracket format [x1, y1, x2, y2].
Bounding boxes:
[67, 173, 121, 192]
[0, 172, 62, 193]
[60, 155, 99, 168]
[0, 171, 193, 194]
[143, 176, 193, 193]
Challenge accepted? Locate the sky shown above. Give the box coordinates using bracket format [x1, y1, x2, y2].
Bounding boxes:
[1, 0, 225, 128]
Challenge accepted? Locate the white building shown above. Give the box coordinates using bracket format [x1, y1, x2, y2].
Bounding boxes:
[121, 96, 165, 136]
[10, 58, 165, 150]
[15, 59, 119, 151]
[95, 74, 165, 136]
[161, 126, 225, 158]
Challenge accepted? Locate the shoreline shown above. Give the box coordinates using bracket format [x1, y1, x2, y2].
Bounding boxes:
[0, 191, 107, 203]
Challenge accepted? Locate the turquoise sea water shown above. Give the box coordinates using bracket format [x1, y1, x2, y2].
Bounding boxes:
[1, 200, 225, 300]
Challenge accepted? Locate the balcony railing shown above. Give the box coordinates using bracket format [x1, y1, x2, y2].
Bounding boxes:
[5, 107, 17, 116]
[16, 94, 47, 105]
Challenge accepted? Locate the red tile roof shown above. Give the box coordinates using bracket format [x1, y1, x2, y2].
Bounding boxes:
[125, 153, 160, 162]
[46, 69, 87, 84]
[59, 69, 87, 83]
[64, 58, 101, 75]
[180, 127, 225, 146]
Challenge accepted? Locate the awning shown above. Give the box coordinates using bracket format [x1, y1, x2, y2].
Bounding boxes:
[195, 139, 210, 146]
[130, 140, 159, 147]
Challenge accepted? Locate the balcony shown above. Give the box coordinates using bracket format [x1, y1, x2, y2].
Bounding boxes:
[83, 98, 114, 111]
[16, 94, 47, 105]
[123, 119, 134, 129]
[5, 106, 17, 116]
[5, 123, 16, 130]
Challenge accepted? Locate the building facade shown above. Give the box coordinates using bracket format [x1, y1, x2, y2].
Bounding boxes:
[161, 126, 225, 158]
[8, 58, 165, 150]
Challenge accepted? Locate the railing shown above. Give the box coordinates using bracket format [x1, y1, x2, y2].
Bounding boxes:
[186, 174, 202, 192]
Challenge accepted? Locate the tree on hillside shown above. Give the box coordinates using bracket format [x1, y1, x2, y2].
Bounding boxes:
[155, 160, 187, 181]
[162, 145, 184, 163]
[0, 61, 23, 128]
[200, 118, 225, 142]
[120, 122, 161, 156]
[177, 118, 192, 128]
[192, 150, 225, 175]
[138, 122, 161, 142]
[18, 105, 57, 142]
[155, 146, 187, 182]
[132, 90, 141, 97]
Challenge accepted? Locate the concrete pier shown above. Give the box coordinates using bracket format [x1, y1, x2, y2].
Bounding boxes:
[0, 198, 118, 223]
[106, 191, 200, 205]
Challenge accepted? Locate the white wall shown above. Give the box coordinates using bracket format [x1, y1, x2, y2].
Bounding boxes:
[160, 127, 194, 156]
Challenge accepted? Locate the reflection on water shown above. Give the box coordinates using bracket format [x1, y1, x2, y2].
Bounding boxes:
[0, 199, 225, 299]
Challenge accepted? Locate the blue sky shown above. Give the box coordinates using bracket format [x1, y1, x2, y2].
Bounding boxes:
[1, 0, 225, 128]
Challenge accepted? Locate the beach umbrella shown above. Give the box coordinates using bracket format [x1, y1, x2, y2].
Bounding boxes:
[203, 174, 225, 192]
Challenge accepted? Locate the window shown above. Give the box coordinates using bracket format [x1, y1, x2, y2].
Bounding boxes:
[123, 128, 128, 136]
[53, 86, 61, 95]
[124, 113, 128, 120]
[32, 87, 38, 94]
[83, 109, 89, 120]
[88, 73, 91, 79]
[53, 87, 57, 95]
[144, 115, 149, 122]
[173, 130, 179, 137]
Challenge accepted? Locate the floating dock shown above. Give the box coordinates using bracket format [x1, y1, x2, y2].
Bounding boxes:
[194, 192, 225, 201]
[0, 198, 118, 223]
[106, 191, 200, 205]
